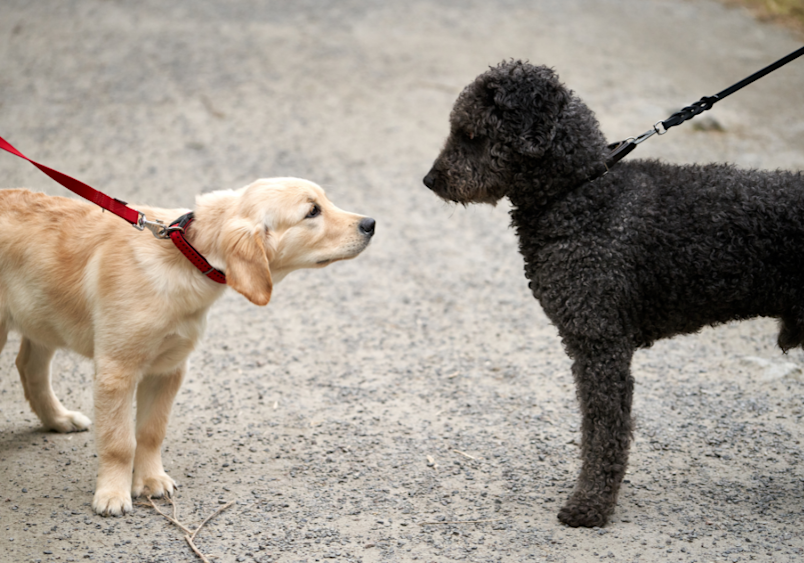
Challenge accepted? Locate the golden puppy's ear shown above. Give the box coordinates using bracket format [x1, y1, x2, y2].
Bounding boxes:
[223, 228, 273, 306]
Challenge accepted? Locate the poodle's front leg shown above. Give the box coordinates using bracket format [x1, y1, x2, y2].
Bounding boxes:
[559, 343, 635, 528]
[92, 357, 139, 516]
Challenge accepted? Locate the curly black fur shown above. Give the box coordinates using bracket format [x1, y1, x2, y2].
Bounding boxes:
[423, 60, 804, 527]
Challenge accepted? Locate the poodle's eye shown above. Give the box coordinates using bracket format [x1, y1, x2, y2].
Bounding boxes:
[306, 204, 321, 219]
[466, 130, 475, 140]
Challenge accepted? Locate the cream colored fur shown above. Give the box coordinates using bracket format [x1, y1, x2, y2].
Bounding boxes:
[0, 178, 373, 515]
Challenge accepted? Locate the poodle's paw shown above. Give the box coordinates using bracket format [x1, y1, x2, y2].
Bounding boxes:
[132, 470, 176, 499]
[92, 488, 133, 517]
[45, 410, 92, 433]
[557, 492, 613, 528]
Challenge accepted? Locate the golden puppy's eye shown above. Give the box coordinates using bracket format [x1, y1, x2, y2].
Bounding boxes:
[306, 204, 321, 219]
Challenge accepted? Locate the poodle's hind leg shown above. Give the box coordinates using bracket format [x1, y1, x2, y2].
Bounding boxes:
[16, 337, 91, 432]
[558, 341, 635, 528]
[778, 313, 804, 353]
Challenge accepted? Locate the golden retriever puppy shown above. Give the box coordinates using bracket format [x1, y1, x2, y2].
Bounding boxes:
[0, 178, 375, 516]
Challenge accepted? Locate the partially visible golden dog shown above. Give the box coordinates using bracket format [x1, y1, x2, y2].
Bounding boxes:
[0, 178, 375, 516]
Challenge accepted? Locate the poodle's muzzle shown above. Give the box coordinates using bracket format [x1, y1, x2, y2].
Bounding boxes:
[422, 165, 453, 202]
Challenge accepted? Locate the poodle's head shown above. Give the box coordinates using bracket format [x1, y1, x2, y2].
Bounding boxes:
[423, 61, 574, 204]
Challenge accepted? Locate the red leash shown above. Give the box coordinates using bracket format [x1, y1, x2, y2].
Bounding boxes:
[0, 134, 226, 284]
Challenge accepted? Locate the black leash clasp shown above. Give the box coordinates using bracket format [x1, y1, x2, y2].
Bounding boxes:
[604, 123, 662, 169]
[604, 139, 638, 169]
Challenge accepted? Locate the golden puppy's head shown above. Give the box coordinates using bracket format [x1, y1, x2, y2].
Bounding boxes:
[194, 178, 375, 306]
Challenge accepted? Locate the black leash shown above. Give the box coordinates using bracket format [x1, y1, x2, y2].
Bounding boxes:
[603, 45, 804, 171]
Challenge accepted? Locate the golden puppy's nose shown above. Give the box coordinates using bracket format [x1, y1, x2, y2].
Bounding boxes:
[359, 217, 376, 237]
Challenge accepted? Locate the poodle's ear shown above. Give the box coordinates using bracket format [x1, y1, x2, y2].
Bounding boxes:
[489, 63, 570, 159]
[222, 226, 273, 306]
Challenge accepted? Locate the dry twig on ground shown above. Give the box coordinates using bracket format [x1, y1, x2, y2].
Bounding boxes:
[140, 495, 234, 563]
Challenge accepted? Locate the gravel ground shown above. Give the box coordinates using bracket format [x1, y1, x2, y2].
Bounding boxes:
[2, 1, 804, 562]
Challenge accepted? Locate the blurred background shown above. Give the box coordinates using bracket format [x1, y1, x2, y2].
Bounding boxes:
[1, 2, 803, 562]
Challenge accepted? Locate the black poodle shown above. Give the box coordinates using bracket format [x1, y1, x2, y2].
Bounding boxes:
[423, 60, 804, 527]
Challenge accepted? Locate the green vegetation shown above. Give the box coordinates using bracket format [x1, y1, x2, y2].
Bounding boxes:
[728, 0, 804, 33]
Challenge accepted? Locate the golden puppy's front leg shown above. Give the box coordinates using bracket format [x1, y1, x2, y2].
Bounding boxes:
[132, 366, 185, 500]
[92, 359, 138, 516]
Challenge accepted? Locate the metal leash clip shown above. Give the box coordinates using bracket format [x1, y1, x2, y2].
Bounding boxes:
[629, 123, 662, 146]
[652, 120, 668, 136]
[135, 212, 170, 239]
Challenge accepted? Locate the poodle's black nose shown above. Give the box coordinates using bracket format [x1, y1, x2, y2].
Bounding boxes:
[359, 217, 376, 237]
[423, 171, 437, 189]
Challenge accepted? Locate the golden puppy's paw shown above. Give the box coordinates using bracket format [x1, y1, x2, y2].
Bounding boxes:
[46, 410, 92, 433]
[92, 488, 133, 516]
[132, 471, 177, 499]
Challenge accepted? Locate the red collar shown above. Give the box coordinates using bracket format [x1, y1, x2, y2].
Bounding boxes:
[166, 213, 227, 284]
